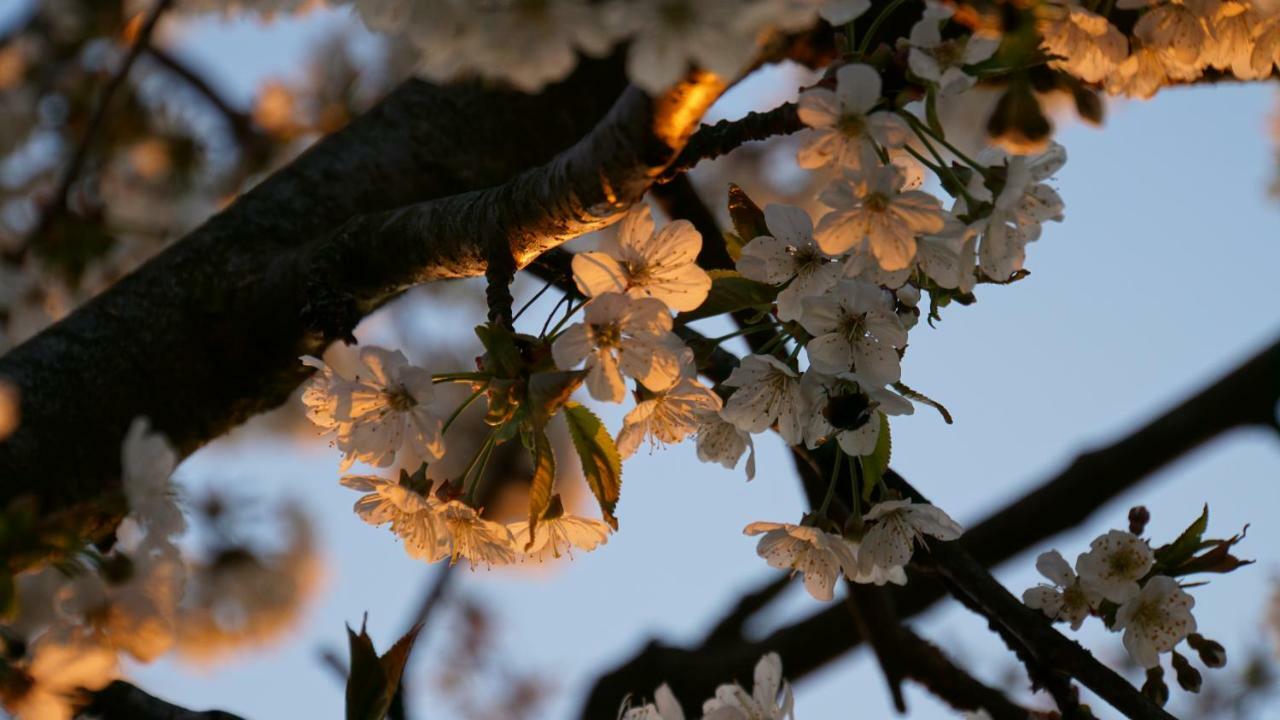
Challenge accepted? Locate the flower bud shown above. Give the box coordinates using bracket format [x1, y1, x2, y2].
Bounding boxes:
[1128, 506, 1150, 536]
[1171, 650, 1202, 693]
[1187, 633, 1227, 668]
[1142, 666, 1169, 706]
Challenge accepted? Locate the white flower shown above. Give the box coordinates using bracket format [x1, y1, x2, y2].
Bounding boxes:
[61, 538, 185, 663]
[736, 204, 841, 322]
[720, 354, 805, 446]
[1114, 576, 1197, 669]
[701, 652, 795, 720]
[552, 293, 685, 402]
[617, 374, 722, 458]
[1074, 529, 1155, 604]
[0, 639, 116, 720]
[695, 410, 757, 480]
[121, 417, 184, 539]
[621, 683, 685, 720]
[573, 204, 712, 312]
[821, 0, 871, 24]
[907, 2, 1000, 95]
[462, 0, 613, 93]
[1134, 3, 1206, 70]
[1203, 2, 1259, 78]
[798, 280, 906, 384]
[965, 143, 1065, 280]
[796, 63, 909, 171]
[1106, 43, 1171, 99]
[437, 500, 518, 569]
[858, 499, 964, 575]
[1022, 549, 1102, 630]
[509, 511, 612, 561]
[1040, 6, 1129, 84]
[815, 164, 951, 271]
[607, 0, 760, 94]
[340, 474, 447, 562]
[300, 348, 446, 471]
[744, 521, 860, 601]
[800, 372, 913, 455]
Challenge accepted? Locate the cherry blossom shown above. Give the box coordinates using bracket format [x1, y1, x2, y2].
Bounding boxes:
[701, 652, 795, 719]
[552, 293, 685, 402]
[815, 164, 951, 271]
[509, 511, 612, 561]
[695, 410, 757, 480]
[1040, 6, 1129, 84]
[1114, 576, 1198, 669]
[720, 354, 806, 446]
[436, 500, 518, 569]
[907, 2, 1001, 95]
[573, 204, 712, 312]
[606, 0, 760, 93]
[736, 203, 841, 322]
[1022, 549, 1102, 630]
[796, 63, 909, 171]
[801, 372, 914, 455]
[617, 374, 722, 459]
[858, 499, 964, 575]
[340, 474, 447, 562]
[744, 521, 860, 601]
[121, 417, 184, 539]
[1075, 529, 1155, 604]
[300, 348, 446, 470]
[798, 279, 907, 384]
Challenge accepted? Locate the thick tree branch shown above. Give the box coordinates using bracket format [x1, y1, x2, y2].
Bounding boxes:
[895, 624, 1042, 720]
[660, 102, 803, 181]
[83, 680, 244, 720]
[0, 55, 712, 517]
[579, 334, 1280, 717]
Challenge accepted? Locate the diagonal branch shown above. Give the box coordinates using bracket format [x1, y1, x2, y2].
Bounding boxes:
[579, 334, 1280, 718]
[84, 680, 245, 720]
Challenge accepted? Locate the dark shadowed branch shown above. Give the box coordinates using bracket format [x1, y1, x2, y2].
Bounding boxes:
[578, 334, 1280, 718]
[83, 680, 245, 720]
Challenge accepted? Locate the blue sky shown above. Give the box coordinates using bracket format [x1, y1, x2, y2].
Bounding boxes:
[6, 2, 1280, 718]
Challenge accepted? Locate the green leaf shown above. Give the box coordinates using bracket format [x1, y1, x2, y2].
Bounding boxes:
[345, 620, 388, 720]
[1154, 505, 1209, 569]
[525, 429, 557, 547]
[678, 269, 778, 323]
[860, 414, 892, 503]
[727, 183, 768, 242]
[722, 232, 746, 263]
[345, 619, 423, 720]
[475, 323, 522, 378]
[563, 402, 622, 529]
[525, 370, 585, 430]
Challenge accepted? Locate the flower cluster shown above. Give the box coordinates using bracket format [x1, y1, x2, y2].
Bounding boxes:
[621, 652, 795, 720]
[1041, 0, 1280, 98]
[1023, 507, 1246, 698]
[1, 420, 319, 719]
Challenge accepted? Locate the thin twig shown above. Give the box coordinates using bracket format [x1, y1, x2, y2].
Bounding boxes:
[22, 0, 176, 258]
[661, 102, 804, 181]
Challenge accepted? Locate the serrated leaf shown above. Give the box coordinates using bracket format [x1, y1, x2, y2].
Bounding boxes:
[728, 183, 768, 242]
[1154, 504, 1209, 569]
[345, 620, 388, 720]
[526, 428, 556, 546]
[526, 370, 585, 429]
[678, 270, 778, 323]
[861, 414, 892, 503]
[563, 402, 622, 529]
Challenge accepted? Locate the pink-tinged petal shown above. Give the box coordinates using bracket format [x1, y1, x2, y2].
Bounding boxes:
[738, 236, 796, 284]
[585, 350, 626, 403]
[797, 87, 840, 128]
[852, 336, 902, 384]
[763, 203, 815, 247]
[796, 128, 843, 169]
[551, 324, 592, 370]
[636, 263, 711, 312]
[815, 209, 869, 256]
[835, 63, 882, 113]
[573, 252, 628, 297]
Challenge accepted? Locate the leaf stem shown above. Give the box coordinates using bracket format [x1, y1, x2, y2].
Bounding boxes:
[856, 0, 910, 56]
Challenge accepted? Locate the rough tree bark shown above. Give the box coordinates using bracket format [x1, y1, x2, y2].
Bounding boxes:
[0, 56, 727, 516]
